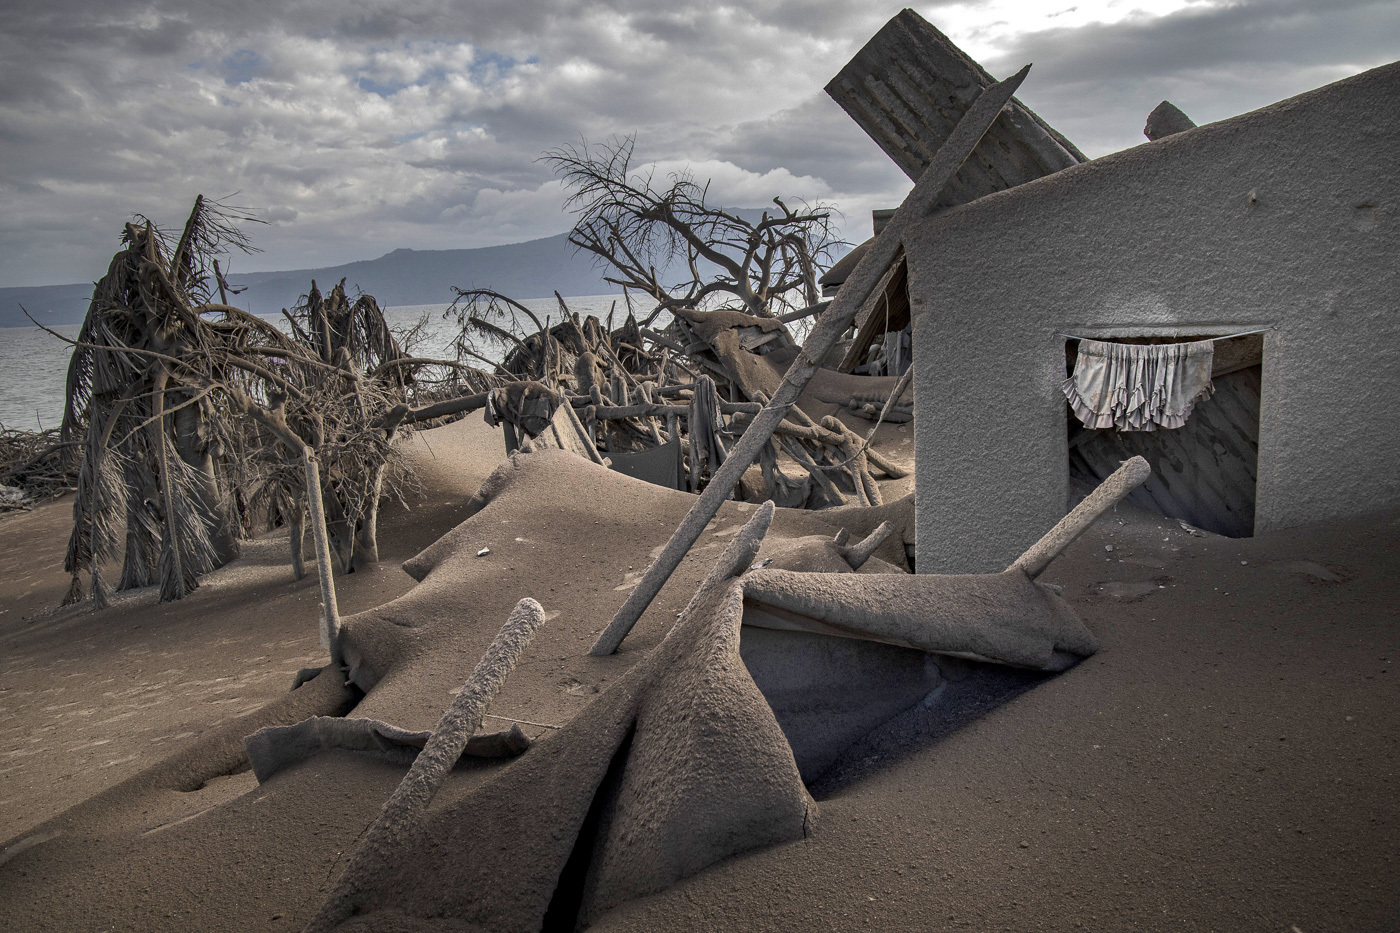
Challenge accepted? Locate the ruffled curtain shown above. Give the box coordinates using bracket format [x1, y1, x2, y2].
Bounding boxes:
[1063, 338, 1215, 431]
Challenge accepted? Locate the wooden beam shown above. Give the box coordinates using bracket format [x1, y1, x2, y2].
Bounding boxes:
[825, 9, 1082, 190]
[590, 65, 1032, 656]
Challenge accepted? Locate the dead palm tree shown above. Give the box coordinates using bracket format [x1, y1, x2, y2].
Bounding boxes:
[57, 197, 463, 606]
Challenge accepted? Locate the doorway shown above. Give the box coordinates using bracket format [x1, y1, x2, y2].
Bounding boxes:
[1066, 332, 1263, 538]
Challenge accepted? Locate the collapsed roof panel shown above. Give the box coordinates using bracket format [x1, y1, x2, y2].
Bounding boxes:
[826, 9, 1085, 209]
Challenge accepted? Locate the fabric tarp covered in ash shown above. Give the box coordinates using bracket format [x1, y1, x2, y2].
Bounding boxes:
[1064, 338, 1215, 432]
[320, 533, 814, 932]
[486, 382, 561, 438]
[303, 450, 1101, 928]
[335, 448, 904, 726]
[244, 716, 530, 783]
[528, 399, 603, 462]
[740, 568, 1098, 672]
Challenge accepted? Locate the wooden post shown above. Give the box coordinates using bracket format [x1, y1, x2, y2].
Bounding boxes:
[213, 258, 230, 305]
[305, 597, 547, 932]
[302, 446, 342, 667]
[1008, 456, 1151, 579]
[562, 396, 607, 466]
[838, 520, 896, 570]
[589, 65, 1032, 656]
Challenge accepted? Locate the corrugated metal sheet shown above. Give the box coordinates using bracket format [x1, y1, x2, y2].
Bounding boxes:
[825, 9, 1084, 209]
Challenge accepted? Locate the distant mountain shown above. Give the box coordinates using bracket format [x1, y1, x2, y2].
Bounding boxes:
[0, 221, 848, 329]
[221, 232, 620, 317]
[0, 233, 615, 328]
[0, 282, 97, 328]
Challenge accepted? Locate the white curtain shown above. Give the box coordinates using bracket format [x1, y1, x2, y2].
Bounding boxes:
[1063, 338, 1214, 431]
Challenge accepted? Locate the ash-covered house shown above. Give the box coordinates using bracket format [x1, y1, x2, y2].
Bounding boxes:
[826, 11, 1399, 574]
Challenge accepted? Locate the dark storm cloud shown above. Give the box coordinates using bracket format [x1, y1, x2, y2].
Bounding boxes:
[717, 95, 905, 193]
[0, 0, 1394, 286]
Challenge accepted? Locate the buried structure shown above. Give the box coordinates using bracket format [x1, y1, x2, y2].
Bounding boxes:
[894, 60, 1400, 572]
[0, 447, 1134, 932]
[294, 455, 1126, 932]
[816, 10, 1400, 568]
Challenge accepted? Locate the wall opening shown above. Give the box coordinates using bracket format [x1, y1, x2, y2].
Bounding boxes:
[1065, 332, 1263, 538]
[836, 254, 911, 376]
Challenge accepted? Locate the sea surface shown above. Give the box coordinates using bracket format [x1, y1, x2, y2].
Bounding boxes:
[0, 294, 630, 431]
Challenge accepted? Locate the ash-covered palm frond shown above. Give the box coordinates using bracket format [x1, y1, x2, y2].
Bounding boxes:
[118, 438, 162, 593]
[56, 196, 437, 607]
[441, 288, 614, 388]
[62, 423, 128, 607]
[167, 195, 262, 304]
[444, 290, 535, 358]
[62, 197, 259, 440]
[289, 279, 406, 376]
[153, 435, 220, 602]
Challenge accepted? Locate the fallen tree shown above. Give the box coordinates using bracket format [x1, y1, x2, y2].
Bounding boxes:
[545, 135, 839, 328]
[439, 142, 911, 510]
[50, 161, 909, 606]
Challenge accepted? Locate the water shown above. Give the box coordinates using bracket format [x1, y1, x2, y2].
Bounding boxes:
[0, 323, 79, 431]
[0, 294, 631, 432]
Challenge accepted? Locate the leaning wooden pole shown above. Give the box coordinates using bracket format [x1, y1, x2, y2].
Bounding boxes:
[301, 446, 343, 667]
[590, 64, 1032, 656]
[1007, 455, 1152, 580]
[305, 597, 547, 932]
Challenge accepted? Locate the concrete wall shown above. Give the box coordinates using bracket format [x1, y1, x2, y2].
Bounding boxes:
[909, 62, 1400, 573]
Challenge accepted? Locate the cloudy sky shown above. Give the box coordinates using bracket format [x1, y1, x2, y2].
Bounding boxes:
[0, 0, 1394, 287]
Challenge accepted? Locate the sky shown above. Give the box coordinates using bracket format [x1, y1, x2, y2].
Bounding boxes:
[0, 0, 1395, 287]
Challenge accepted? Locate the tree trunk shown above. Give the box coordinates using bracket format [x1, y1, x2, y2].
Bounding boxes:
[288, 499, 307, 581]
[171, 393, 240, 565]
[353, 464, 385, 569]
[320, 489, 356, 574]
